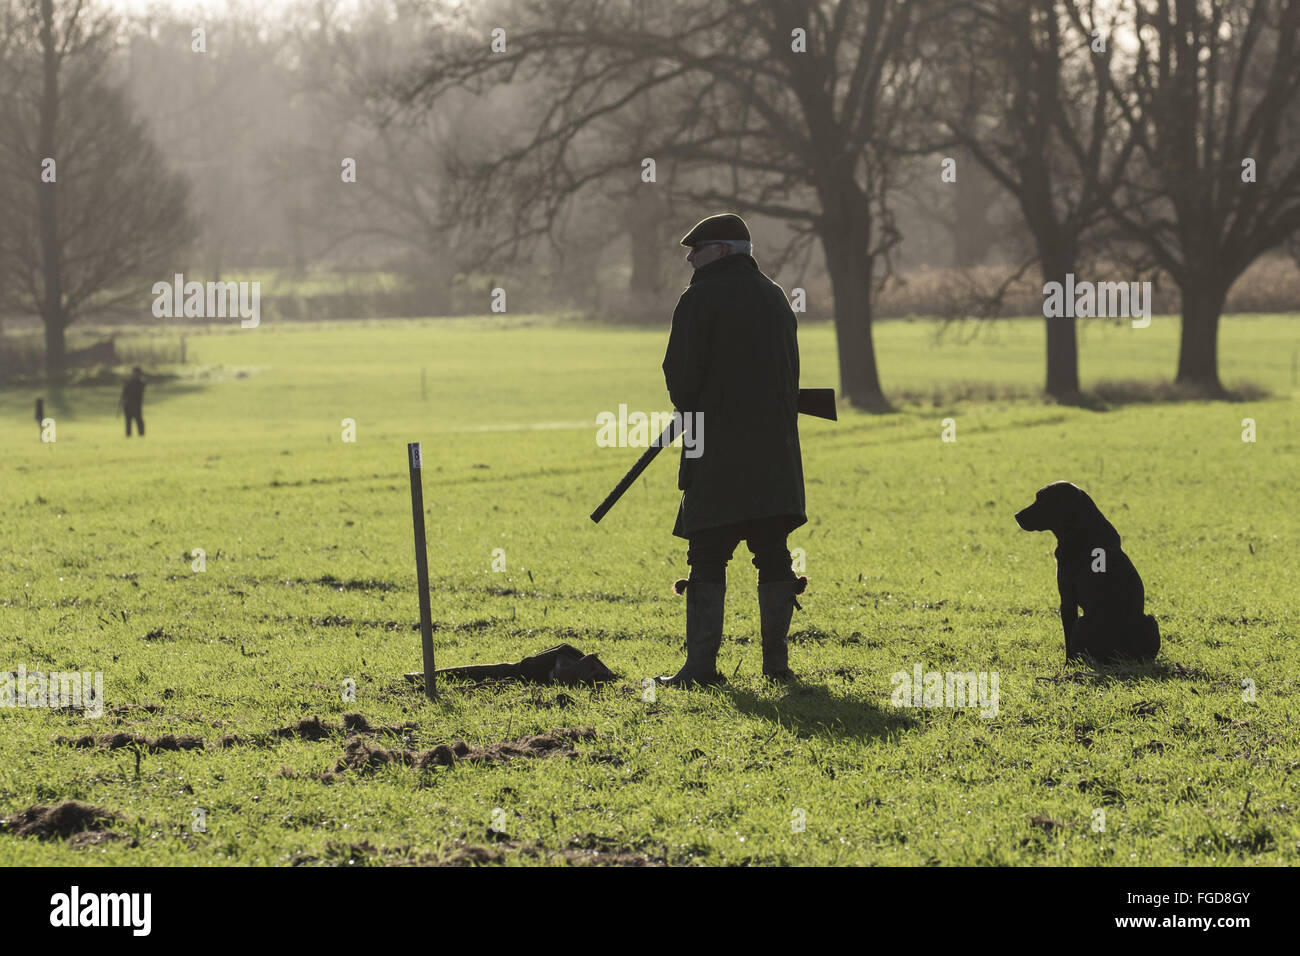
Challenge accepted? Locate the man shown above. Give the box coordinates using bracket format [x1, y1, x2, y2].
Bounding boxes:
[658, 213, 808, 688]
[120, 367, 146, 438]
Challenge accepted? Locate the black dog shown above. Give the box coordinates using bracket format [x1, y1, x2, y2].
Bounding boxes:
[1015, 482, 1159, 663]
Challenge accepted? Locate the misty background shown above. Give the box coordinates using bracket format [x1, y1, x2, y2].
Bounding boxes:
[2, 0, 1299, 407]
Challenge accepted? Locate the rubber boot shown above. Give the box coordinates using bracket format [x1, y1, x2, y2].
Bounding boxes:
[758, 576, 807, 681]
[657, 578, 726, 688]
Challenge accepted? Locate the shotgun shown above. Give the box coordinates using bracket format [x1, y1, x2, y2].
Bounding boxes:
[589, 388, 837, 524]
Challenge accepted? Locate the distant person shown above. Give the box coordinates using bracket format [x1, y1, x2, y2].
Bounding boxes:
[120, 367, 146, 437]
[657, 213, 808, 688]
[35, 397, 43, 429]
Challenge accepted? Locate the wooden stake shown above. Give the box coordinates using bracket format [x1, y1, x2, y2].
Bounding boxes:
[407, 442, 436, 699]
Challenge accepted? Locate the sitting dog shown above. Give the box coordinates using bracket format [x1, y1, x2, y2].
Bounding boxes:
[1015, 482, 1159, 663]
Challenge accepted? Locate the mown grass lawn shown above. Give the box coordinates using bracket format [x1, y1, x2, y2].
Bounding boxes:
[1, 313, 1297, 865]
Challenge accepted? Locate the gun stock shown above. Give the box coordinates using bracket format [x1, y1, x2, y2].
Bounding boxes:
[797, 387, 837, 421]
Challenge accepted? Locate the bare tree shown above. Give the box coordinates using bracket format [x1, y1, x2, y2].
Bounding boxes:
[0, 0, 195, 379]
[1106, 0, 1300, 393]
[936, 0, 1137, 401]
[397, 0, 937, 409]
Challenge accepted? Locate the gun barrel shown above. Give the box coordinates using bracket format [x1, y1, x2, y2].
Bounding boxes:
[589, 418, 680, 523]
[589, 388, 835, 524]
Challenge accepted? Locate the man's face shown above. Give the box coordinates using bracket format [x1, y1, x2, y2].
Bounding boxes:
[686, 241, 729, 270]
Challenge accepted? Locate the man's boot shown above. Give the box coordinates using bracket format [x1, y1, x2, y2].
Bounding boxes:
[657, 578, 726, 688]
[758, 576, 807, 681]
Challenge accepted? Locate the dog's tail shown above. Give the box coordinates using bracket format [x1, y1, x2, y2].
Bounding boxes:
[1139, 614, 1161, 661]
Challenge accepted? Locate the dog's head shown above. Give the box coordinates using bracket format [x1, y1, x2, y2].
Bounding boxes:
[1015, 481, 1102, 537]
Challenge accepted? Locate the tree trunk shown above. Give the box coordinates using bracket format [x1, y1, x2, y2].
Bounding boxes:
[1040, 251, 1080, 401]
[822, 226, 886, 410]
[44, 315, 67, 378]
[1044, 314, 1080, 400]
[39, 0, 65, 382]
[1175, 283, 1226, 394]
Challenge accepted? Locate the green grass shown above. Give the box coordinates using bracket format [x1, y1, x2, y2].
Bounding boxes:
[1, 313, 1297, 865]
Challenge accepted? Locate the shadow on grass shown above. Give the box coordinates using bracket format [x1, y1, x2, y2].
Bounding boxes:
[889, 381, 1037, 409]
[1062, 379, 1271, 411]
[879, 379, 1271, 413]
[724, 681, 917, 742]
[1035, 657, 1205, 686]
[852, 399, 899, 415]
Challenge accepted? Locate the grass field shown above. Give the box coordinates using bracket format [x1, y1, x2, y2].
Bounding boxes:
[1, 313, 1298, 865]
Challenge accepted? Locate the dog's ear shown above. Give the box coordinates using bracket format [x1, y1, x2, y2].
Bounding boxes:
[1039, 482, 1089, 536]
[1059, 484, 1110, 538]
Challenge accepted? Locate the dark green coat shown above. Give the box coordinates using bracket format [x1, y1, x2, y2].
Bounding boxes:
[662, 254, 806, 538]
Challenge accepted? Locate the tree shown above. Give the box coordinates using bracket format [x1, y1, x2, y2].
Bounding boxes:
[399, 0, 938, 409]
[0, 0, 195, 379]
[1107, 0, 1300, 393]
[936, 0, 1137, 401]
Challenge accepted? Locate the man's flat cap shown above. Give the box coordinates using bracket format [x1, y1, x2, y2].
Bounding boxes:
[680, 213, 751, 247]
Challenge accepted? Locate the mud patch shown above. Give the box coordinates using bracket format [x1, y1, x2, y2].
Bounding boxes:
[221, 713, 417, 748]
[69, 829, 129, 848]
[285, 727, 597, 780]
[106, 703, 166, 717]
[290, 841, 385, 867]
[438, 833, 662, 867]
[272, 716, 335, 741]
[1, 801, 124, 843]
[58, 732, 205, 752]
[558, 833, 664, 866]
[339, 713, 416, 736]
[441, 844, 506, 866]
[442, 727, 594, 764]
[1029, 814, 1070, 833]
[314, 574, 397, 593]
[290, 841, 502, 867]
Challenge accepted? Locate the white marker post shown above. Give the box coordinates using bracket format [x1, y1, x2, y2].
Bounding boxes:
[407, 442, 436, 699]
